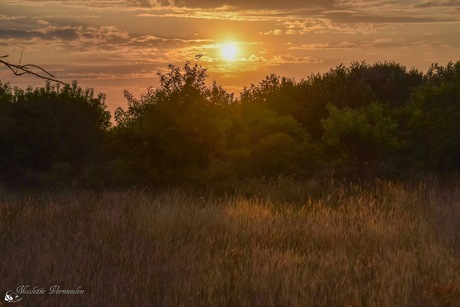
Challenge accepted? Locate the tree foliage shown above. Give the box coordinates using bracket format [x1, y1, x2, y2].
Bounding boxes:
[0, 81, 110, 187]
[321, 103, 403, 176]
[1, 60, 459, 188]
[406, 61, 460, 172]
[111, 62, 232, 184]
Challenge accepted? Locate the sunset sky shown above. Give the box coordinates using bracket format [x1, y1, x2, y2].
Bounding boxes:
[1, 0, 459, 112]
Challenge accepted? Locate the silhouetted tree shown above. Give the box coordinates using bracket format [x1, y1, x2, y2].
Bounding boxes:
[224, 102, 318, 177]
[0, 81, 111, 187]
[406, 61, 460, 172]
[321, 102, 403, 177]
[3, 58, 460, 187]
[112, 62, 233, 184]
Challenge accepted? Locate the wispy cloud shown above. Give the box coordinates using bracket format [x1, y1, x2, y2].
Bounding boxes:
[0, 14, 26, 20]
[415, 0, 460, 7]
[325, 11, 456, 23]
[0, 28, 80, 41]
[126, 0, 337, 9]
[2, 0, 128, 8]
[280, 18, 382, 35]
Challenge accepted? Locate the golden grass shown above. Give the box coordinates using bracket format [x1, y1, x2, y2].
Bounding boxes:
[0, 179, 459, 306]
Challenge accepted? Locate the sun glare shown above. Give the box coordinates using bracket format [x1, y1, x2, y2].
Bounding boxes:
[221, 43, 238, 61]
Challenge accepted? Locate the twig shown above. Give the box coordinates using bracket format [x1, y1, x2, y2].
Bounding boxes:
[0, 54, 69, 85]
[16, 50, 23, 75]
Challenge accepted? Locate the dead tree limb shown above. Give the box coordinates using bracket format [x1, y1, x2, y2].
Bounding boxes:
[0, 54, 69, 85]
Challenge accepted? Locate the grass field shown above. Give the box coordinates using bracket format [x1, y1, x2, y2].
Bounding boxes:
[1, 178, 459, 306]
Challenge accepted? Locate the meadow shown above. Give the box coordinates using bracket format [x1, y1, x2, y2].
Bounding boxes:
[1, 177, 459, 306]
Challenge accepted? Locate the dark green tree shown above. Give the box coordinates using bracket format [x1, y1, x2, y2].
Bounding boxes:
[406, 61, 460, 172]
[112, 62, 233, 184]
[291, 62, 422, 140]
[0, 81, 111, 187]
[225, 102, 318, 177]
[321, 102, 403, 177]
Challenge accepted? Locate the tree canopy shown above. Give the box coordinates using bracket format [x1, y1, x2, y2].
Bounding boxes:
[1, 60, 459, 188]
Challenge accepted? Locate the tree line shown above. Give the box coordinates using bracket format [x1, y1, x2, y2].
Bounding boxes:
[1, 60, 459, 188]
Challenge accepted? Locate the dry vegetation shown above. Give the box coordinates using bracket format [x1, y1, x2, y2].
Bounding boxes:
[1, 178, 459, 306]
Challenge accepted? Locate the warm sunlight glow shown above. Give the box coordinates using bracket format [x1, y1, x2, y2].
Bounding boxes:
[221, 43, 238, 61]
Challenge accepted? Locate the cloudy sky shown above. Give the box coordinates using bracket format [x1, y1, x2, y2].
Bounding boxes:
[1, 0, 459, 112]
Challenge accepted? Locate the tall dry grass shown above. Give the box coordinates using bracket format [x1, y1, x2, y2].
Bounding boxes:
[0, 178, 459, 306]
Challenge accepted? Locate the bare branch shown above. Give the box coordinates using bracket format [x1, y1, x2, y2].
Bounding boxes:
[0, 54, 69, 85]
[16, 50, 23, 75]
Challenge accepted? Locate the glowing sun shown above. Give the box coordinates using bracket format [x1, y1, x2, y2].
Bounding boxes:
[221, 43, 238, 61]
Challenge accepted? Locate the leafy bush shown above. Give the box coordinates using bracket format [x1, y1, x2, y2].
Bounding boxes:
[406, 61, 460, 172]
[112, 62, 232, 184]
[321, 103, 403, 176]
[0, 81, 110, 187]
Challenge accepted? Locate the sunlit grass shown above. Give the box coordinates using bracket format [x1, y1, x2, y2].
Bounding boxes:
[0, 178, 459, 306]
